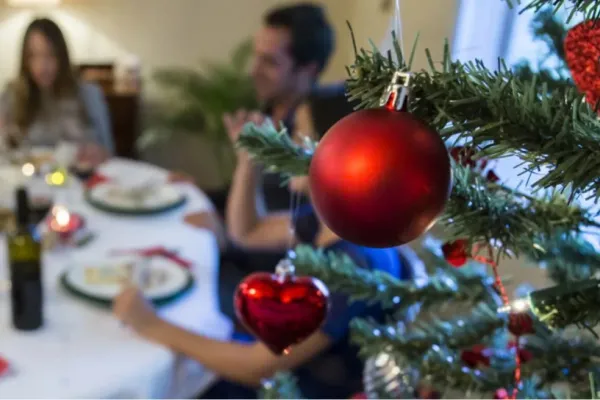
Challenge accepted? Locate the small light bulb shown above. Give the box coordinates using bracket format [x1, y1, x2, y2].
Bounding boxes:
[498, 297, 531, 314]
[46, 170, 66, 186]
[512, 298, 530, 312]
[21, 163, 35, 177]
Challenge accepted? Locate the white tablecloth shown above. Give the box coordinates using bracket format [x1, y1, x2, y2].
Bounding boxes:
[0, 158, 233, 398]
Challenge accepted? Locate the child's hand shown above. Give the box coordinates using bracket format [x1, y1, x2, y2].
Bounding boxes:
[113, 285, 160, 336]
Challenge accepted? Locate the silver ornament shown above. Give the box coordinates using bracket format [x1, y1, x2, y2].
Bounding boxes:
[363, 352, 419, 399]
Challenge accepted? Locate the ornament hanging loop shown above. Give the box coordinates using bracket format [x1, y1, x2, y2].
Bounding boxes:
[275, 255, 296, 282]
[380, 71, 412, 112]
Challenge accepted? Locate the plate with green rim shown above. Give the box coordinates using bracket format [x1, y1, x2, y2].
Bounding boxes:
[85, 182, 186, 215]
[60, 255, 195, 307]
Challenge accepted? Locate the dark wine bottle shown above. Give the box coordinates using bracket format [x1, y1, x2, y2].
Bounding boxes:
[8, 187, 43, 331]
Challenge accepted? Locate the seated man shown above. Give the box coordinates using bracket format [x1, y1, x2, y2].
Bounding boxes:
[113, 102, 416, 399]
[181, 2, 336, 282]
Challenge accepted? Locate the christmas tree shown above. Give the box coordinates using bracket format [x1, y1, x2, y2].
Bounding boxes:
[236, 0, 600, 398]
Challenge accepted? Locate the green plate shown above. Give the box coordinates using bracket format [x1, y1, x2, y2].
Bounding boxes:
[85, 191, 187, 216]
[59, 269, 195, 308]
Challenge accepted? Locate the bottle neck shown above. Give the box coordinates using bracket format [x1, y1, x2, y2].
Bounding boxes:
[16, 211, 29, 229]
[15, 190, 31, 230]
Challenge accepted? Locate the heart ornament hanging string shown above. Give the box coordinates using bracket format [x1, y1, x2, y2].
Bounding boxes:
[234, 135, 330, 355]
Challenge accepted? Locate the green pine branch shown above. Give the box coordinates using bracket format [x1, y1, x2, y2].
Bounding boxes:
[351, 304, 505, 358]
[353, 312, 600, 395]
[346, 33, 600, 201]
[505, 0, 600, 22]
[443, 165, 596, 255]
[294, 242, 600, 394]
[238, 126, 598, 258]
[350, 305, 514, 394]
[512, 8, 572, 91]
[259, 372, 304, 399]
[523, 326, 600, 385]
[528, 277, 600, 331]
[421, 346, 515, 394]
[293, 245, 494, 311]
[418, 347, 554, 397]
[237, 122, 313, 178]
[527, 235, 600, 283]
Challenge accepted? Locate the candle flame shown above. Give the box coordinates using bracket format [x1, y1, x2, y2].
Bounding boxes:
[53, 207, 71, 227]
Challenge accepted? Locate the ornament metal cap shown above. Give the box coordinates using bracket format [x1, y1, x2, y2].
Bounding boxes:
[379, 71, 412, 111]
[275, 256, 296, 280]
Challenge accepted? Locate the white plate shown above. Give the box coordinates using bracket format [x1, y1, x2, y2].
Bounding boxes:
[63, 255, 191, 301]
[88, 182, 184, 211]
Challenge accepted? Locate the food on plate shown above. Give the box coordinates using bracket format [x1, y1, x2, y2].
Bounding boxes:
[83, 262, 168, 288]
[84, 263, 134, 285]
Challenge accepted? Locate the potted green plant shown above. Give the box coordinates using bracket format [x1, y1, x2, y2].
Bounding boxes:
[139, 39, 258, 211]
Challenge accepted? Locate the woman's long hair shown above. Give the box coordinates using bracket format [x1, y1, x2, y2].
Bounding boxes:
[13, 18, 88, 133]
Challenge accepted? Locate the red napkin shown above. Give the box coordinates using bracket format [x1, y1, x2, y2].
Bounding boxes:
[112, 246, 192, 269]
[0, 356, 10, 378]
[85, 173, 110, 189]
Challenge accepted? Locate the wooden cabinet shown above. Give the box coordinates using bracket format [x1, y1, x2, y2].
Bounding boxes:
[78, 64, 140, 159]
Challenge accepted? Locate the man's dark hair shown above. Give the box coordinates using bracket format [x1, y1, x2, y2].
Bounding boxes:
[264, 3, 334, 74]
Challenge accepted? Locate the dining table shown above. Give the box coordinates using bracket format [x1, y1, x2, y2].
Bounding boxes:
[0, 157, 233, 398]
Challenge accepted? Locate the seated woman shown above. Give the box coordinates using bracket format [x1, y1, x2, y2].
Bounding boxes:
[0, 18, 113, 166]
[113, 103, 415, 399]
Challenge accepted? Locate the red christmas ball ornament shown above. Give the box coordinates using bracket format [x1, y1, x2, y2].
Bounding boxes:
[350, 392, 367, 399]
[309, 107, 451, 248]
[442, 239, 469, 267]
[234, 259, 329, 355]
[508, 312, 535, 337]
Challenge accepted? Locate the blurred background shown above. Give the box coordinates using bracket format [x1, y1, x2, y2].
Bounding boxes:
[1, 0, 567, 190]
[0, 0, 460, 192]
[2, 0, 581, 291]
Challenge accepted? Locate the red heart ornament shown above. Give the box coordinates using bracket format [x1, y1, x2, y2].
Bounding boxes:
[564, 20, 600, 108]
[234, 271, 329, 355]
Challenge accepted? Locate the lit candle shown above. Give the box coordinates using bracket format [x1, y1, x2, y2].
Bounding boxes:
[47, 206, 83, 236]
[53, 207, 70, 230]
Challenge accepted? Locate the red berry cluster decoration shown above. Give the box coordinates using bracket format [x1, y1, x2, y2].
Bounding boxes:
[460, 344, 491, 368]
[461, 341, 534, 371]
[449, 146, 499, 183]
[442, 238, 469, 267]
